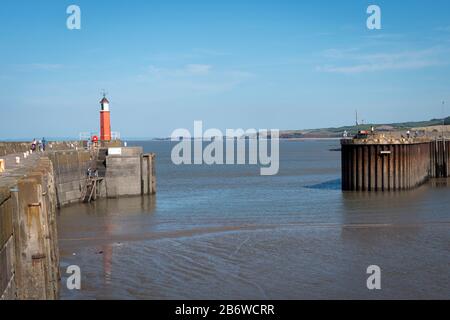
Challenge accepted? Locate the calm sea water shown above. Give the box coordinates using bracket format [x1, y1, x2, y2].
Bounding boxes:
[58, 140, 450, 299]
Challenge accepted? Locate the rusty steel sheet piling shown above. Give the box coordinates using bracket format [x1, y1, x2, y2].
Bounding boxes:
[341, 137, 449, 191]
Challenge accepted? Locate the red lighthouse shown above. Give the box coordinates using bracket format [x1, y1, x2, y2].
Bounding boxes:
[99, 95, 111, 141]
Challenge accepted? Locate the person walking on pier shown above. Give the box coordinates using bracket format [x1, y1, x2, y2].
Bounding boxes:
[31, 139, 37, 152]
[42, 137, 47, 152]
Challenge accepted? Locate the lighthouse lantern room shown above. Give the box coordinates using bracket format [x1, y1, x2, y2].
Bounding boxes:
[100, 95, 112, 142]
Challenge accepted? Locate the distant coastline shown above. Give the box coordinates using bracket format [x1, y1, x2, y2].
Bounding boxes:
[3, 116, 449, 143]
[149, 116, 450, 141]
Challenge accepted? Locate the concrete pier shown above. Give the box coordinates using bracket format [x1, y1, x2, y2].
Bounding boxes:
[341, 136, 449, 191]
[0, 142, 156, 299]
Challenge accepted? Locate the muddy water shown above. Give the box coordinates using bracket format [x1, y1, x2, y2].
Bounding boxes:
[58, 140, 450, 299]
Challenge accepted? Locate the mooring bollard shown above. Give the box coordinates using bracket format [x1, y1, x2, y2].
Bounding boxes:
[24, 152, 28, 159]
[16, 156, 21, 164]
[0, 159, 5, 173]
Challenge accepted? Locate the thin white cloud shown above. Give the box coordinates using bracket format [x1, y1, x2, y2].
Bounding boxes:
[11, 63, 65, 72]
[436, 26, 450, 32]
[317, 47, 449, 74]
[27, 63, 64, 70]
[321, 48, 361, 59]
[361, 33, 405, 40]
[185, 64, 212, 75]
[137, 64, 254, 95]
[146, 64, 212, 77]
[225, 70, 254, 79]
[191, 48, 231, 56]
[317, 60, 440, 74]
[148, 49, 230, 62]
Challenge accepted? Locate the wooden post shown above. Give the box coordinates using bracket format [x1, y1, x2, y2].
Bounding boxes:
[363, 145, 369, 191]
[369, 145, 376, 191]
[151, 154, 156, 194]
[376, 145, 383, 191]
[357, 146, 363, 191]
[389, 145, 394, 191]
[341, 145, 347, 190]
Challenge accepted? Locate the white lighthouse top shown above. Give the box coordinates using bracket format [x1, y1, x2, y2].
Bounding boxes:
[100, 95, 110, 111]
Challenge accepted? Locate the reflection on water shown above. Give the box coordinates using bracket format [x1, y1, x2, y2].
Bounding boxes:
[58, 141, 450, 299]
[430, 178, 450, 188]
[59, 196, 156, 289]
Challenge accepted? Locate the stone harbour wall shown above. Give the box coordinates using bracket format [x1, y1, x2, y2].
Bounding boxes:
[0, 144, 156, 299]
[0, 157, 59, 300]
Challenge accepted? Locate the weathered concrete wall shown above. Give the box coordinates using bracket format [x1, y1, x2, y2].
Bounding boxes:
[0, 157, 59, 300]
[47, 150, 92, 207]
[104, 148, 156, 198]
[46, 147, 155, 206]
[105, 156, 142, 197]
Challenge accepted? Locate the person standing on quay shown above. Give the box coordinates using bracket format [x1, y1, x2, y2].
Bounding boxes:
[31, 139, 37, 152]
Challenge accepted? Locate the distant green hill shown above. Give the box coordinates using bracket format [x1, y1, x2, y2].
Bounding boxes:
[280, 116, 450, 139]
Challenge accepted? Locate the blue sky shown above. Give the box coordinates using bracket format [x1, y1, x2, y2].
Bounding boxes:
[1, 0, 450, 139]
